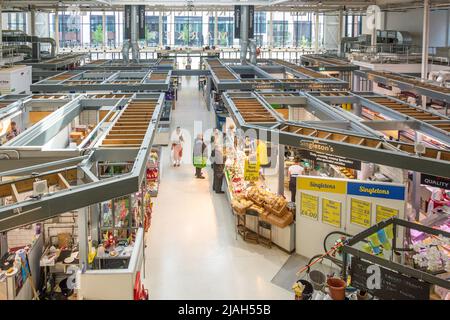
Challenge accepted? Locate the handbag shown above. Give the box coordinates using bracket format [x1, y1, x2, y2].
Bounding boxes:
[179, 147, 183, 158]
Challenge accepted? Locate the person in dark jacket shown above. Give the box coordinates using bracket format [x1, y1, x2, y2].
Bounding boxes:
[193, 134, 207, 179]
[212, 138, 226, 193]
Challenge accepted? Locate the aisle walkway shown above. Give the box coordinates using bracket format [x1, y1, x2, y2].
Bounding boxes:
[143, 77, 291, 299]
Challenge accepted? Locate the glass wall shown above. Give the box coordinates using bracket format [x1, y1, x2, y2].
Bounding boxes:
[208, 15, 234, 47]
[345, 15, 362, 37]
[9, 9, 325, 50]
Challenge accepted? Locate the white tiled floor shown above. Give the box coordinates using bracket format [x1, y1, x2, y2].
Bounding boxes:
[142, 77, 292, 300]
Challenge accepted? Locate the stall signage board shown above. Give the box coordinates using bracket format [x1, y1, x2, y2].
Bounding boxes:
[244, 159, 260, 181]
[322, 198, 341, 227]
[376, 205, 399, 223]
[297, 177, 346, 194]
[234, 6, 241, 38]
[300, 193, 319, 220]
[420, 173, 450, 189]
[124, 5, 132, 40]
[138, 5, 146, 40]
[347, 182, 405, 200]
[350, 198, 371, 228]
[299, 149, 361, 170]
[350, 257, 430, 300]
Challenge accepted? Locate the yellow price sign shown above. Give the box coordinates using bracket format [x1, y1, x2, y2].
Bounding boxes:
[300, 193, 319, 220]
[322, 198, 341, 227]
[376, 205, 398, 223]
[244, 159, 260, 181]
[350, 198, 371, 228]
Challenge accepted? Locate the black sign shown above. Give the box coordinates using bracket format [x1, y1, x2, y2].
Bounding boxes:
[420, 173, 450, 189]
[124, 5, 132, 40]
[248, 5, 255, 39]
[299, 149, 361, 170]
[138, 5, 146, 40]
[234, 6, 241, 38]
[350, 257, 430, 300]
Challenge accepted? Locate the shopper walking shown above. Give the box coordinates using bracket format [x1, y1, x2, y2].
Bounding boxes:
[170, 126, 184, 167]
[193, 134, 207, 179]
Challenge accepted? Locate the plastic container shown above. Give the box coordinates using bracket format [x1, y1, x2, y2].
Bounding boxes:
[296, 280, 314, 300]
[308, 270, 326, 291]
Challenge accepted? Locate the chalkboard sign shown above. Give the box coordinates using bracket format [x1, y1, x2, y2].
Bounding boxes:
[350, 257, 430, 300]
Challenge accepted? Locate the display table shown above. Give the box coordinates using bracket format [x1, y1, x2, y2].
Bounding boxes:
[224, 174, 295, 253]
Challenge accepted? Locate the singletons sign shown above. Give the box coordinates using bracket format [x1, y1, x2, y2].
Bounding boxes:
[300, 140, 335, 154]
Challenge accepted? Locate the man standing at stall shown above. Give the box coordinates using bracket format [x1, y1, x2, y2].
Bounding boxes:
[288, 158, 305, 203]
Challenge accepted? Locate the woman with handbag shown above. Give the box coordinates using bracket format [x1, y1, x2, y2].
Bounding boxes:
[171, 126, 184, 167]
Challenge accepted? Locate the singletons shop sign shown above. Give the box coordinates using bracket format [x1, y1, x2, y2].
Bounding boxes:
[300, 140, 334, 154]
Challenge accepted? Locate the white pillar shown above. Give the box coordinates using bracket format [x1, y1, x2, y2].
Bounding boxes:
[337, 10, 343, 56]
[159, 12, 163, 47]
[421, 0, 430, 108]
[214, 11, 218, 46]
[268, 11, 273, 48]
[30, 9, 36, 36]
[102, 10, 107, 48]
[314, 11, 320, 53]
[54, 9, 59, 54]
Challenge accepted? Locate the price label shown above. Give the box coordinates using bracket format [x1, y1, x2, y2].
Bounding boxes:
[300, 193, 319, 220]
[350, 198, 371, 228]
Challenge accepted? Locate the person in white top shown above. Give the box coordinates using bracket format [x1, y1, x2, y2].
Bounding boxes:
[288, 162, 305, 203]
[170, 126, 184, 167]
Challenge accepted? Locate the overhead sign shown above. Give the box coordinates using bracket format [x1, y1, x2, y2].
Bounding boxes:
[300, 140, 335, 154]
[420, 173, 450, 189]
[299, 149, 361, 170]
[234, 6, 241, 38]
[138, 5, 146, 40]
[124, 5, 132, 40]
[350, 257, 430, 300]
[347, 182, 405, 200]
[297, 177, 346, 194]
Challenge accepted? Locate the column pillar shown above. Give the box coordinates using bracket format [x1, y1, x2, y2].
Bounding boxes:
[278, 144, 285, 196]
[214, 11, 219, 47]
[268, 11, 273, 48]
[78, 207, 89, 268]
[30, 8, 36, 36]
[337, 10, 343, 56]
[314, 11, 320, 53]
[421, 0, 430, 108]
[0, 232, 7, 258]
[102, 10, 107, 49]
[54, 8, 60, 54]
[411, 132, 423, 221]
[159, 12, 163, 47]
